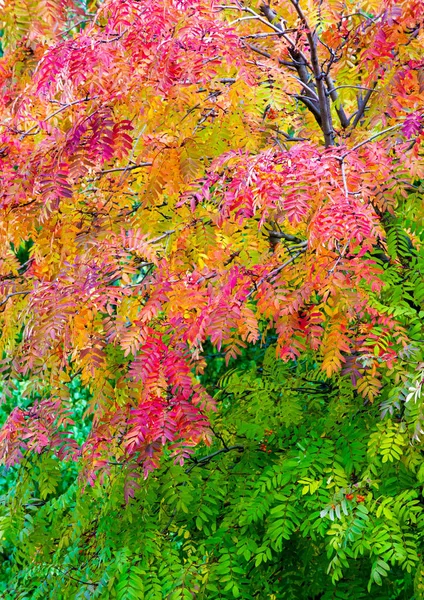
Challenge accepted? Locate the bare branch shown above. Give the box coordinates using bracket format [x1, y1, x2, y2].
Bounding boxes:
[267, 230, 304, 242]
[270, 127, 308, 142]
[327, 84, 379, 94]
[0, 290, 30, 308]
[247, 250, 305, 299]
[87, 162, 152, 182]
[61, 18, 93, 37]
[289, 0, 335, 146]
[245, 42, 297, 69]
[185, 445, 244, 474]
[241, 31, 296, 39]
[231, 7, 287, 35]
[325, 75, 349, 129]
[340, 124, 402, 160]
[288, 74, 320, 101]
[295, 95, 322, 124]
[350, 82, 378, 128]
[257, 2, 327, 131]
[259, 2, 313, 72]
[149, 230, 176, 244]
[19, 97, 99, 139]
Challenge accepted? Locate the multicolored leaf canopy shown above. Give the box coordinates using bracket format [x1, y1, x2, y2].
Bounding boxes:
[0, 0, 423, 479]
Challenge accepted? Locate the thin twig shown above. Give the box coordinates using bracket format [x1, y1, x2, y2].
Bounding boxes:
[247, 250, 305, 299]
[327, 84, 379, 94]
[340, 124, 402, 160]
[340, 161, 349, 197]
[0, 290, 30, 308]
[241, 31, 295, 39]
[245, 43, 297, 69]
[61, 18, 92, 37]
[160, 443, 244, 533]
[19, 97, 98, 140]
[185, 445, 244, 474]
[149, 230, 175, 244]
[96, 162, 152, 175]
[230, 10, 283, 34]
[86, 162, 152, 182]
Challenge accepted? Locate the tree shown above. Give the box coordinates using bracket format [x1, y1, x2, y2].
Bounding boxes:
[0, 0, 423, 597]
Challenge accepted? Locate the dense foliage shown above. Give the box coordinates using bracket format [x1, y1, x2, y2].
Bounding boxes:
[0, 0, 423, 597]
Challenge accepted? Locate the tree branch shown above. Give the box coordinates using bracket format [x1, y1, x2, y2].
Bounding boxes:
[339, 124, 402, 160]
[328, 84, 379, 94]
[295, 95, 322, 124]
[247, 249, 305, 299]
[349, 82, 378, 128]
[289, 0, 335, 146]
[267, 230, 304, 242]
[269, 127, 308, 142]
[19, 97, 99, 139]
[87, 162, 152, 182]
[245, 42, 297, 70]
[325, 75, 349, 129]
[259, 2, 324, 128]
[96, 162, 152, 175]
[185, 445, 244, 474]
[0, 290, 30, 308]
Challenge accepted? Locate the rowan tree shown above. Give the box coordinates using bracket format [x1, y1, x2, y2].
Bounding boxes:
[0, 0, 423, 597]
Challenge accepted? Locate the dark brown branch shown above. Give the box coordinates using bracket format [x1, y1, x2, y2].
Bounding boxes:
[97, 162, 152, 175]
[246, 42, 297, 70]
[325, 75, 349, 129]
[267, 230, 304, 242]
[259, 3, 323, 128]
[259, 3, 314, 80]
[270, 127, 308, 142]
[295, 95, 322, 125]
[185, 445, 245, 474]
[350, 82, 378, 128]
[289, 0, 335, 146]
[247, 249, 306, 299]
[86, 162, 152, 182]
[0, 290, 30, 308]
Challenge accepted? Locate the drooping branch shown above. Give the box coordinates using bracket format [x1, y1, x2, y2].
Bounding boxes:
[18, 96, 99, 139]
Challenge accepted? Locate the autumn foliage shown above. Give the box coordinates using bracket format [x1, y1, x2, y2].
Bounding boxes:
[0, 0, 424, 595]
